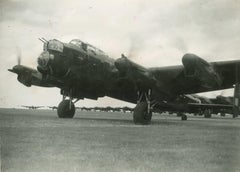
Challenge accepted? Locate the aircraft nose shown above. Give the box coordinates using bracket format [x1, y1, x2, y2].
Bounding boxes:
[37, 51, 54, 69]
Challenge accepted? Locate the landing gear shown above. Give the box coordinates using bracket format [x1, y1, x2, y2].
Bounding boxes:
[181, 114, 187, 120]
[233, 63, 240, 118]
[177, 112, 187, 120]
[133, 102, 152, 124]
[204, 109, 212, 118]
[57, 100, 75, 118]
[133, 90, 152, 125]
[57, 89, 79, 118]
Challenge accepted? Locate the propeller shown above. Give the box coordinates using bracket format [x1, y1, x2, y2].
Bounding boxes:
[127, 40, 135, 59]
[8, 48, 22, 73]
[17, 49, 22, 65]
[125, 35, 140, 60]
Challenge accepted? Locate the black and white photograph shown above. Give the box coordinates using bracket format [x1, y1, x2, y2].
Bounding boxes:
[0, 0, 240, 171]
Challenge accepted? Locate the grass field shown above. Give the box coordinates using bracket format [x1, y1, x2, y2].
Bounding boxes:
[0, 108, 240, 172]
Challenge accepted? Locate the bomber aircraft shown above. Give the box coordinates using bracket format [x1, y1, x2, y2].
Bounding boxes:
[47, 106, 58, 110]
[161, 94, 234, 118]
[22, 105, 44, 109]
[8, 38, 240, 124]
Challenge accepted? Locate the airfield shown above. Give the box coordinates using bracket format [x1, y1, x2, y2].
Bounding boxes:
[0, 108, 240, 172]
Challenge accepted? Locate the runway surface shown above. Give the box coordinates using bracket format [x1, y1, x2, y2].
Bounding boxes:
[0, 108, 240, 172]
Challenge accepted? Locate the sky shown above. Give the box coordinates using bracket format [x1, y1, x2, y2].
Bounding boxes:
[0, 0, 240, 108]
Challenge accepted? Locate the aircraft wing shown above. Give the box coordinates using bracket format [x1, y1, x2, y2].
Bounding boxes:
[148, 55, 240, 99]
[113, 54, 240, 103]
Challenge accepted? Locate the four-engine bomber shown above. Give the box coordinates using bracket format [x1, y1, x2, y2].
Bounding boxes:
[8, 38, 240, 124]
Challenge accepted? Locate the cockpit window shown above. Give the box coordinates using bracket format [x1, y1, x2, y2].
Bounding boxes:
[69, 39, 83, 48]
[48, 39, 64, 52]
[69, 39, 107, 56]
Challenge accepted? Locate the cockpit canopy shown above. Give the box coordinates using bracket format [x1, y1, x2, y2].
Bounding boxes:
[69, 39, 83, 47]
[69, 39, 107, 56]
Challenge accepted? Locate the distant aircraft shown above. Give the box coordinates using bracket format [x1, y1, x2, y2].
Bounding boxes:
[47, 106, 58, 110]
[121, 106, 134, 113]
[211, 95, 233, 105]
[161, 94, 234, 118]
[78, 107, 92, 111]
[22, 105, 44, 109]
[207, 95, 233, 117]
[8, 38, 240, 124]
[76, 106, 133, 113]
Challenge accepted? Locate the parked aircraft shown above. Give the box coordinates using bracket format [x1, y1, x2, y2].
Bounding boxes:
[121, 106, 134, 113]
[22, 105, 44, 109]
[164, 94, 235, 118]
[78, 107, 92, 111]
[211, 95, 233, 105]
[9, 38, 240, 124]
[47, 106, 58, 110]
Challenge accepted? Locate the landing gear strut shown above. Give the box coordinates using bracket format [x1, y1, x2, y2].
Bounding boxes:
[57, 89, 79, 118]
[181, 114, 187, 120]
[133, 90, 152, 125]
[204, 109, 212, 118]
[233, 63, 240, 118]
[177, 112, 187, 120]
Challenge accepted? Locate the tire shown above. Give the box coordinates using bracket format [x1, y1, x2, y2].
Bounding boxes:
[181, 114, 187, 120]
[204, 109, 211, 118]
[133, 102, 152, 125]
[57, 100, 75, 118]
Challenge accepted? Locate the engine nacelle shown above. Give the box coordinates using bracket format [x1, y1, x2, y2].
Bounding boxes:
[182, 54, 222, 88]
[17, 72, 32, 87]
[9, 65, 61, 88]
[115, 55, 148, 75]
[115, 55, 155, 90]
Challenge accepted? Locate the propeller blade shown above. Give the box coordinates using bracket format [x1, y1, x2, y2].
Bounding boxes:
[8, 69, 14, 73]
[17, 55, 21, 65]
[17, 48, 22, 65]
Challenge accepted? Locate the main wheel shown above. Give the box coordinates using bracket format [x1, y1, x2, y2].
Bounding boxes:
[181, 114, 187, 120]
[204, 109, 212, 118]
[57, 100, 75, 118]
[133, 102, 152, 125]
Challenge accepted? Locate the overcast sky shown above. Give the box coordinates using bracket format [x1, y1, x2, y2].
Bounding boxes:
[0, 0, 240, 108]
